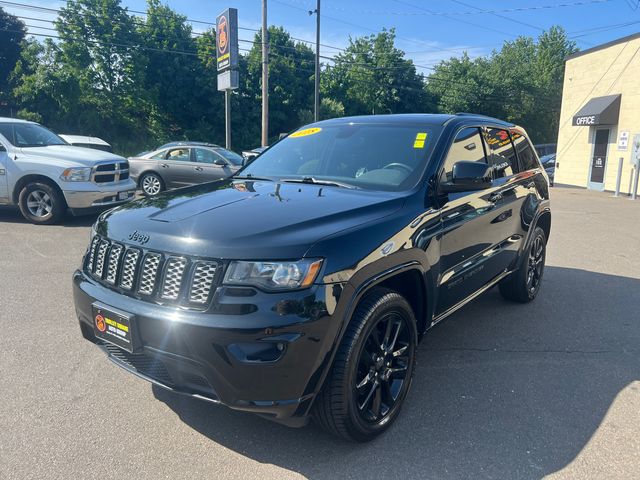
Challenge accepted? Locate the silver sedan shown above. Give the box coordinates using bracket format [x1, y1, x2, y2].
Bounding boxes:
[129, 144, 243, 195]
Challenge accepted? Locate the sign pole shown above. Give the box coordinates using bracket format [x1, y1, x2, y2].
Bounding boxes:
[314, 0, 320, 122]
[261, 0, 269, 147]
[225, 90, 231, 149]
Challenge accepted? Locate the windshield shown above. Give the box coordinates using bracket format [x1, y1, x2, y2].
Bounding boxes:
[215, 148, 244, 166]
[239, 123, 441, 191]
[0, 123, 67, 148]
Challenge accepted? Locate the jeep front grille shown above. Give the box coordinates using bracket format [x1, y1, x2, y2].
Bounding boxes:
[84, 236, 219, 309]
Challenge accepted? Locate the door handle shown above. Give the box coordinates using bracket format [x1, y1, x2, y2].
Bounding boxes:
[160, 163, 169, 168]
[526, 181, 536, 189]
[489, 192, 503, 203]
[195, 166, 204, 171]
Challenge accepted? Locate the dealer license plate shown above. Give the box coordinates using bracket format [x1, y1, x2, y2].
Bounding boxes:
[118, 191, 130, 201]
[92, 303, 137, 353]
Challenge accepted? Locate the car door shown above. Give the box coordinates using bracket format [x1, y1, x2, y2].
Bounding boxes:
[435, 126, 526, 316]
[0, 140, 9, 203]
[162, 147, 193, 187]
[193, 148, 232, 182]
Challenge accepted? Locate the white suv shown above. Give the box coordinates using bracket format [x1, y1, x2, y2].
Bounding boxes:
[0, 118, 136, 224]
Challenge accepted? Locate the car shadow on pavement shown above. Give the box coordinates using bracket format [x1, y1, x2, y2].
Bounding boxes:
[0, 205, 97, 227]
[153, 266, 640, 479]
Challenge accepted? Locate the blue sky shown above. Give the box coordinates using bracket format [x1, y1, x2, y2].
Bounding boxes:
[5, 0, 640, 70]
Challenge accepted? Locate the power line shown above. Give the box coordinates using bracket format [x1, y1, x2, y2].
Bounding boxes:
[293, 0, 614, 17]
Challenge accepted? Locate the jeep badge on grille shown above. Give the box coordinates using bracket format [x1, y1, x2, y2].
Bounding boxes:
[128, 231, 150, 245]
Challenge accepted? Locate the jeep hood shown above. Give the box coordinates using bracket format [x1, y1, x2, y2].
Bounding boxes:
[19, 145, 125, 168]
[97, 180, 405, 259]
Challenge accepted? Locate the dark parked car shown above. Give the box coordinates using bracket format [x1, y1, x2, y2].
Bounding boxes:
[540, 153, 556, 186]
[73, 114, 551, 442]
[129, 144, 243, 195]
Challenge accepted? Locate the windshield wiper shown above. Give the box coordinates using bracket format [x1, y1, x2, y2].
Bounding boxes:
[280, 177, 358, 189]
[233, 174, 275, 182]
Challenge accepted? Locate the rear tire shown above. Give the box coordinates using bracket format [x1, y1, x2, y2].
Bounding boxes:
[314, 287, 417, 442]
[499, 226, 546, 303]
[140, 172, 164, 196]
[18, 182, 66, 225]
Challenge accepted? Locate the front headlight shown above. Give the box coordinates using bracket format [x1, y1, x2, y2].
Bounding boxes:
[223, 259, 323, 291]
[60, 167, 92, 182]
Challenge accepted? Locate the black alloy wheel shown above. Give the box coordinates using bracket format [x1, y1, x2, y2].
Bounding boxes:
[314, 287, 417, 442]
[355, 311, 412, 424]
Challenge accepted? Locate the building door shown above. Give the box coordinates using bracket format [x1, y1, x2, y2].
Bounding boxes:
[588, 128, 609, 191]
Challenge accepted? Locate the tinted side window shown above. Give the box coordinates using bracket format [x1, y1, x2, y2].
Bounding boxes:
[511, 133, 539, 171]
[166, 148, 190, 161]
[149, 150, 166, 160]
[442, 127, 487, 182]
[485, 128, 519, 178]
[0, 124, 14, 145]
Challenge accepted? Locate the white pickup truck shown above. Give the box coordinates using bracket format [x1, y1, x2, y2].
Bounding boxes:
[0, 118, 136, 224]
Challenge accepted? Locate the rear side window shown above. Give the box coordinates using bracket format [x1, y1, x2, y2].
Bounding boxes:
[485, 128, 520, 178]
[442, 127, 487, 182]
[166, 148, 190, 161]
[511, 133, 539, 171]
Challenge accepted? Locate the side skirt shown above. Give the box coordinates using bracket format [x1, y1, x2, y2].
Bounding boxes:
[430, 269, 512, 326]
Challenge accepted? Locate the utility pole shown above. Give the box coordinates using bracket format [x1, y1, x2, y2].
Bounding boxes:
[311, 1, 321, 121]
[261, 0, 269, 147]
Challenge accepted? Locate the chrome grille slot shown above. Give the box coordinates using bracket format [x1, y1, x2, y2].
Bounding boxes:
[120, 249, 140, 290]
[161, 257, 187, 300]
[94, 240, 110, 278]
[105, 244, 123, 284]
[138, 253, 162, 295]
[87, 236, 100, 271]
[189, 262, 217, 304]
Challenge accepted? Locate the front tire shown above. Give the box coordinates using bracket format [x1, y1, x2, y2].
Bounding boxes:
[18, 182, 66, 225]
[499, 226, 547, 302]
[314, 287, 417, 442]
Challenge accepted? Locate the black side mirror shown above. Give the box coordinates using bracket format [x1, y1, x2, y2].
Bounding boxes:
[441, 161, 492, 193]
[214, 158, 227, 166]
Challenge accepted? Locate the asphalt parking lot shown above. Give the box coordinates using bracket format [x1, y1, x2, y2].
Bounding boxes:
[0, 186, 639, 479]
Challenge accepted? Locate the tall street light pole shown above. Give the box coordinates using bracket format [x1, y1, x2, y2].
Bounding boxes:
[311, 0, 320, 121]
[261, 0, 269, 147]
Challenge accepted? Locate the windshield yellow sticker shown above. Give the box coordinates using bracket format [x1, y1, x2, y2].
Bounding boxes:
[290, 127, 322, 138]
[413, 132, 428, 149]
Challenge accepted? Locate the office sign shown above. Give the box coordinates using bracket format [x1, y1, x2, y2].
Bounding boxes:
[216, 8, 238, 72]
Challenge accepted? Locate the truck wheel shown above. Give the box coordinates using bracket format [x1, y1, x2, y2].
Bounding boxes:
[314, 287, 417, 442]
[499, 226, 547, 302]
[140, 173, 164, 196]
[18, 182, 66, 225]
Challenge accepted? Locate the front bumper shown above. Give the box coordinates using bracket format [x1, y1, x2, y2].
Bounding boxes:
[63, 179, 137, 213]
[72, 270, 336, 425]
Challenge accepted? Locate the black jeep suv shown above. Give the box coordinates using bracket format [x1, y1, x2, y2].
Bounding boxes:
[73, 114, 550, 442]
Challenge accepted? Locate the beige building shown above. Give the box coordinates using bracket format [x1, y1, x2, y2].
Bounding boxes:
[555, 33, 640, 193]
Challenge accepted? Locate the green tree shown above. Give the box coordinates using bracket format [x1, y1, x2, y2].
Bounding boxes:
[0, 7, 26, 108]
[426, 26, 577, 143]
[322, 29, 432, 116]
[53, 0, 148, 151]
